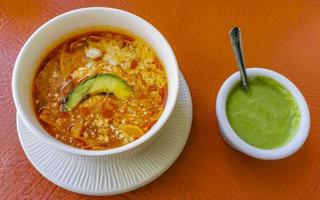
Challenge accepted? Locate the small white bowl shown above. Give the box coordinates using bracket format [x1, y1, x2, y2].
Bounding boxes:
[12, 7, 179, 157]
[216, 68, 310, 160]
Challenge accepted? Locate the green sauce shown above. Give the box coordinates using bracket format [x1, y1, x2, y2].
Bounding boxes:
[226, 76, 300, 149]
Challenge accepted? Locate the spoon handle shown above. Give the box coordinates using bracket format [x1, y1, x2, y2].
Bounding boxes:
[229, 27, 249, 89]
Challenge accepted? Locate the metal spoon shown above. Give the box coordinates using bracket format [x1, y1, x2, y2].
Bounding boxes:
[229, 27, 249, 90]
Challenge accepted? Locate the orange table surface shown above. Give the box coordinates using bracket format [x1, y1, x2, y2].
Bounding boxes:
[1, 0, 320, 199]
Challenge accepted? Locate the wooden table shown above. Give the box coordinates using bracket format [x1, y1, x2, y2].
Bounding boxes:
[1, 0, 320, 199]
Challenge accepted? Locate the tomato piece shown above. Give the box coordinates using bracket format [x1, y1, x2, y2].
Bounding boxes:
[130, 59, 138, 69]
[102, 109, 114, 118]
[152, 58, 162, 69]
[159, 86, 167, 105]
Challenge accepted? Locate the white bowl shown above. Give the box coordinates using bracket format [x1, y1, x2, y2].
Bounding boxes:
[216, 68, 310, 160]
[12, 7, 179, 157]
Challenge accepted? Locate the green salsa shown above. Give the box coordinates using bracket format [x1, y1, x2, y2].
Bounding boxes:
[226, 76, 300, 149]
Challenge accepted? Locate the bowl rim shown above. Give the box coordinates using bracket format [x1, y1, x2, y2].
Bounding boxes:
[12, 7, 180, 156]
[216, 67, 310, 160]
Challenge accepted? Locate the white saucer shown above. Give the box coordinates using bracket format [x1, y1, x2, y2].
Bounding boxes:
[17, 73, 193, 196]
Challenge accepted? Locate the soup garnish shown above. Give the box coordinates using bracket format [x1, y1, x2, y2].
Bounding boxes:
[64, 74, 132, 110]
[33, 30, 167, 150]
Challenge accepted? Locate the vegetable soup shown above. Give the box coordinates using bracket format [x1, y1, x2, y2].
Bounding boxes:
[33, 30, 167, 150]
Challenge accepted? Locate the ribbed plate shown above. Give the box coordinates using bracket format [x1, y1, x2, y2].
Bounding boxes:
[17, 73, 193, 196]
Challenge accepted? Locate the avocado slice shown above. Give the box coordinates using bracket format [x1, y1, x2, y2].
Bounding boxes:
[64, 74, 132, 110]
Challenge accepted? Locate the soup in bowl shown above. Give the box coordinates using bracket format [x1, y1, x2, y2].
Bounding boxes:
[12, 8, 179, 156]
[34, 30, 167, 150]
